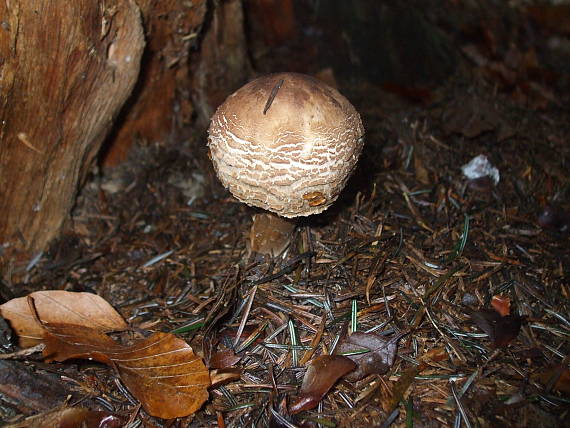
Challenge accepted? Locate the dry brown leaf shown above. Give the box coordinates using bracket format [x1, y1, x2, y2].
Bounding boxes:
[209, 349, 241, 369]
[334, 331, 404, 381]
[42, 324, 211, 419]
[0, 291, 127, 347]
[414, 152, 431, 185]
[289, 355, 356, 415]
[490, 295, 511, 316]
[443, 95, 499, 138]
[469, 309, 522, 348]
[210, 368, 242, 387]
[4, 406, 123, 428]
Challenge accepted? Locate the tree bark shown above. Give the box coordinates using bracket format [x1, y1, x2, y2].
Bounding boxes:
[0, 0, 144, 266]
[191, 0, 251, 128]
[102, 0, 208, 166]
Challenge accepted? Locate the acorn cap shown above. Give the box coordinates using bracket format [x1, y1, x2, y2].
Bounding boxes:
[208, 72, 365, 217]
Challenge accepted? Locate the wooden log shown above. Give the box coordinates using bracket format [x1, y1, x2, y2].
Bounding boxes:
[0, 0, 144, 266]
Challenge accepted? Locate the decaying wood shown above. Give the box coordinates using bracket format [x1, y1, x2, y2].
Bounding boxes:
[191, 0, 251, 127]
[0, 0, 144, 266]
[102, 0, 208, 166]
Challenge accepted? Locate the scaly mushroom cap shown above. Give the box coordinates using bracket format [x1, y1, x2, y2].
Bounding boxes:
[207, 72, 365, 217]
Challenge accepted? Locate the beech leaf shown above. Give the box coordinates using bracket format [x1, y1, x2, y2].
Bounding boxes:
[4, 406, 123, 428]
[42, 324, 211, 419]
[289, 355, 356, 415]
[0, 291, 127, 347]
[469, 309, 522, 348]
[334, 331, 404, 381]
[210, 368, 242, 387]
[209, 349, 242, 369]
[443, 95, 500, 138]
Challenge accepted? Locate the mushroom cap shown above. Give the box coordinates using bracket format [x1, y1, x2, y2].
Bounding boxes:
[207, 72, 365, 217]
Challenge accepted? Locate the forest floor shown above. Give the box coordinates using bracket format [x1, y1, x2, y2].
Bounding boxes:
[1, 1, 569, 427]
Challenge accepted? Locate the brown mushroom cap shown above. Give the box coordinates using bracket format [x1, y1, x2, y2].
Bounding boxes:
[207, 72, 365, 217]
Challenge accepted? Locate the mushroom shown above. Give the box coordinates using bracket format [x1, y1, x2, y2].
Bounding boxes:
[208, 72, 364, 255]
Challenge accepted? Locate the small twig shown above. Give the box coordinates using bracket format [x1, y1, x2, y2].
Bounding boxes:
[263, 79, 284, 115]
[0, 343, 45, 359]
[268, 363, 278, 396]
[125, 403, 142, 426]
[233, 285, 257, 347]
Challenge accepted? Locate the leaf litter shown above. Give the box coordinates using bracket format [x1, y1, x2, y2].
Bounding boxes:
[334, 331, 405, 381]
[0, 290, 127, 347]
[2, 292, 210, 419]
[289, 355, 356, 415]
[41, 325, 211, 418]
[2, 1, 570, 426]
[3, 406, 123, 428]
[468, 308, 523, 348]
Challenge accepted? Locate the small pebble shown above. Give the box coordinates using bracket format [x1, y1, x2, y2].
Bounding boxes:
[462, 293, 478, 306]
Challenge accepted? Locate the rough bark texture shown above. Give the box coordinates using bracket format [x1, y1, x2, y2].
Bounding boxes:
[246, 0, 296, 48]
[102, 0, 208, 166]
[191, 0, 251, 128]
[0, 0, 144, 266]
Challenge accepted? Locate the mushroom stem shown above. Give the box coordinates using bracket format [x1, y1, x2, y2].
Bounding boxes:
[248, 212, 296, 258]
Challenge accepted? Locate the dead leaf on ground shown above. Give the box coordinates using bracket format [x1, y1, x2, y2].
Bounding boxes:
[209, 349, 242, 369]
[334, 331, 404, 381]
[0, 291, 127, 347]
[42, 324, 211, 419]
[219, 324, 266, 348]
[491, 295, 511, 316]
[4, 406, 123, 428]
[443, 95, 500, 138]
[210, 368, 242, 387]
[414, 151, 431, 185]
[469, 309, 522, 348]
[289, 355, 356, 415]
